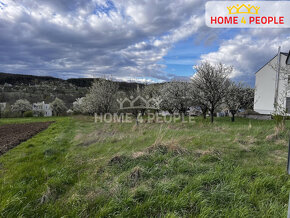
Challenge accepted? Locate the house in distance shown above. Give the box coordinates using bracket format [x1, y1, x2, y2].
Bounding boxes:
[32, 101, 52, 117]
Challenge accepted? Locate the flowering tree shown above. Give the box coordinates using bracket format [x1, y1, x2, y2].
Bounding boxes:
[225, 82, 254, 122]
[160, 81, 191, 114]
[73, 97, 85, 114]
[188, 84, 209, 119]
[142, 84, 161, 99]
[192, 62, 231, 123]
[83, 79, 119, 114]
[50, 98, 67, 116]
[11, 99, 32, 117]
[0, 103, 5, 118]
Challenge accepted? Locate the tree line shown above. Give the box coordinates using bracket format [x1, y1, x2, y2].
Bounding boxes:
[73, 62, 254, 123]
[0, 98, 68, 118]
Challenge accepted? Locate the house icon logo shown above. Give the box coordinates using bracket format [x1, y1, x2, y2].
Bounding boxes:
[227, 4, 260, 15]
[117, 95, 162, 110]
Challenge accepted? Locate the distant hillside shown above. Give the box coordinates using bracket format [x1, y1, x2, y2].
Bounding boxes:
[0, 72, 61, 85]
[0, 72, 144, 107]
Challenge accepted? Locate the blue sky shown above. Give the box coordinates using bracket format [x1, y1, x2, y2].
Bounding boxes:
[162, 36, 218, 77]
[0, 0, 289, 86]
[162, 29, 240, 78]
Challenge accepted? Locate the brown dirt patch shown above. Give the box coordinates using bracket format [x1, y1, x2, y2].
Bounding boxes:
[0, 121, 54, 155]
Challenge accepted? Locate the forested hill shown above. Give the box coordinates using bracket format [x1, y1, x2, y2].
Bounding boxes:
[0, 72, 61, 85]
[0, 72, 143, 106]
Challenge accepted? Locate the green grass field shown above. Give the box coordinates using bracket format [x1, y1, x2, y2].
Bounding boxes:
[0, 116, 290, 217]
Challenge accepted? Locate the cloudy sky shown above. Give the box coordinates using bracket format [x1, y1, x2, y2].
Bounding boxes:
[0, 0, 290, 86]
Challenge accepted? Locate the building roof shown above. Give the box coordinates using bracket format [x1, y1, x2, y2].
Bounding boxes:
[255, 52, 288, 74]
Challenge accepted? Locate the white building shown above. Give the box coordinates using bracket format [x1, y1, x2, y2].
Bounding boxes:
[254, 51, 290, 114]
[33, 101, 52, 117]
[0, 102, 6, 111]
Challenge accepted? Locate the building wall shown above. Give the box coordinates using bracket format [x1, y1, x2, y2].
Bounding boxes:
[254, 54, 288, 114]
[44, 105, 52, 117]
[33, 102, 52, 117]
[0, 102, 6, 111]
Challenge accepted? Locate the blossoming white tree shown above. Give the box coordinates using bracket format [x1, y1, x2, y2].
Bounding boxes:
[50, 98, 67, 116]
[225, 82, 254, 122]
[160, 81, 192, 114]
[83, 79, 119, 115]
[73, 97, 85, 114]
[11, 99, 32, 117]
[192, 62, 231, 123]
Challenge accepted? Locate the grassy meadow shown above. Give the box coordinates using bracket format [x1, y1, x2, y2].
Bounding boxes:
[0, 116, 290, 217]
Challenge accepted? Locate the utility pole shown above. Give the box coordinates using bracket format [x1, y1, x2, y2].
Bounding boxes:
[285, 49, 290, 218]
[274, 46, 281, 111]
[287, 139, 290, 218]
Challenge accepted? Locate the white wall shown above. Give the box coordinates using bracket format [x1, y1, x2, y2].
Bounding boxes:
[33, 102, 52, 117]
[44, 106, 52, 117]
[254, 54, 288, 114]
[277, 55, 288, 112]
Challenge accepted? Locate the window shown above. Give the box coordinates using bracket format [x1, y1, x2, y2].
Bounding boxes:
[287, 97, 290, 113]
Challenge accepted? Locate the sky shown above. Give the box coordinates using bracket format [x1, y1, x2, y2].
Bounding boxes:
[0, 0, 290, 86]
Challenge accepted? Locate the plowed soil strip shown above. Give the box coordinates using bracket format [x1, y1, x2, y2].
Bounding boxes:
[0, 121, 54, 156]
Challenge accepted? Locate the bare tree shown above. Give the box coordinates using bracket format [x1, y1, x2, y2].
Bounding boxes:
[192, 62, 231, 123]
[11, 99, 32, 117]
[160, 81, 191, 114]
[50, 98, 67, 116]
[84, 79, 119, 115]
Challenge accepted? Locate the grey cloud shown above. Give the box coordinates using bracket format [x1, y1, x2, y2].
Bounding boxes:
[0, 0, 207, 81]
[200, 29, 290, 86]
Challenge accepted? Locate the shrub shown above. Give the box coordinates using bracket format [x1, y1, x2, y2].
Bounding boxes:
[2, 109, 20, 118]
[23, 111, 33, 117]
[34, 110, 44, 117]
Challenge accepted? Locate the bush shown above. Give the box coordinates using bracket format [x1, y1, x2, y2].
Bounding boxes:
[2, 110, 19, 118]
[272, 114, 284, 124]
[23, 111, 33, 117]
[34, 111, 44, 117]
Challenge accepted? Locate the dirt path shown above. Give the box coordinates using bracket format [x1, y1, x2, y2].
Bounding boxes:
[0, 122, 54, 156]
